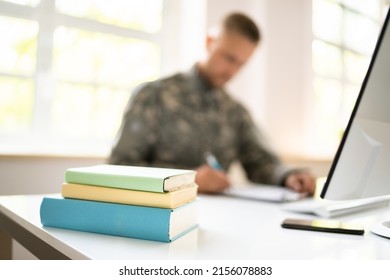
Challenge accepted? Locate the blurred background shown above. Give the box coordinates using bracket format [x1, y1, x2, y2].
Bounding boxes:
[0, 0, 389, 194]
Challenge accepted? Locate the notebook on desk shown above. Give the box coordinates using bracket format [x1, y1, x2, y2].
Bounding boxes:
[281, 196, 390, 218]
[223, 184, 306, 203]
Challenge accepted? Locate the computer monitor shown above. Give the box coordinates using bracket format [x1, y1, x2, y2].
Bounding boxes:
[321, 7, 390, 238]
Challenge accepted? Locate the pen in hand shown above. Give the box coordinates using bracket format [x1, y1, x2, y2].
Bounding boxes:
[204, 152, 223, 171]
[197, 152, 230, 193]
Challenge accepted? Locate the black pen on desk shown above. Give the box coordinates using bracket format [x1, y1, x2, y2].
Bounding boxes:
[204, 152, 224, 171]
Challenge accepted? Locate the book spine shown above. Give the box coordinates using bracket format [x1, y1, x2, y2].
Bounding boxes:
[40, 197, 172, 242]
[61, 183, 176, 208]
[65, 171, 165, 193]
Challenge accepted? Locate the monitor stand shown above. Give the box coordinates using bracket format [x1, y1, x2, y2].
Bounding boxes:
[370, 220, 390, 239]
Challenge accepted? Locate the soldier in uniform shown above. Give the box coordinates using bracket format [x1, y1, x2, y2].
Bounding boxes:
[108, 12, 316, 195]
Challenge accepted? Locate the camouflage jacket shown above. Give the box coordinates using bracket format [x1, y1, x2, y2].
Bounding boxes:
[108, 66, 290, 185]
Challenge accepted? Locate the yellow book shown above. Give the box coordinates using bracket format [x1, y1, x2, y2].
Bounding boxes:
[61, 183, 198, 209]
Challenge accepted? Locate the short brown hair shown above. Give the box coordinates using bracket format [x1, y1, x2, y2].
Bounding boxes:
[222, 12, 261, 43]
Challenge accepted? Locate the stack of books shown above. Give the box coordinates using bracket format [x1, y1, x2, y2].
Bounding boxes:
[39, 164, 199, 242]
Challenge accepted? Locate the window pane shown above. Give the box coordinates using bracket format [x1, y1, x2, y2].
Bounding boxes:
[314, 78, 343, 119]
[312, 40, 343, 78]
[341, 0, 381, 19]
[344, 11, 379, 55]
[313, 0, 343, 44]
[314, 78, 343, 135]
[55, 0, 163, 33]
[0, 16, 38, 76]
[53, 26, 160, 88]
[50, 83, 129, 140]
[0, 76, 34, 132]
[312, 0, 384, 158]
[344, 50, 370, 84]
[50, 83, 94, 138]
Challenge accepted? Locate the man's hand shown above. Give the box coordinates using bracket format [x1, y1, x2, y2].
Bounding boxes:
[195, 164, 231, 193]
[284, 171, 316, 196]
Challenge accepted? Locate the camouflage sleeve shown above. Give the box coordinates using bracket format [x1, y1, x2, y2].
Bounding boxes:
[108, 84, 160, 166]
[236, 106, 290, 185]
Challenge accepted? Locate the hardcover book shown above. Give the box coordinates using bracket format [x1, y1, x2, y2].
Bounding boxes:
[40, 196, 198, 242]
[61, 182, 198, 209]
[64, 164, 196, 193]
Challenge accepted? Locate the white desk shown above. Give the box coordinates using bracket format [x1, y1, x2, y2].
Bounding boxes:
[1, 193, 390, 260]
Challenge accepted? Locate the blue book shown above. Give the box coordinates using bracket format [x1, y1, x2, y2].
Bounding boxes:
[40, 196, 198, 242]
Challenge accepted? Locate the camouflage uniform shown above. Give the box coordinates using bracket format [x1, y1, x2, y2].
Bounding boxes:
[109, 66, 290, 185]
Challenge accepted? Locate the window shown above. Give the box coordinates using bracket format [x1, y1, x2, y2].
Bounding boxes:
[0, 16, 38, 133]
[311, 0, 387, 157]
[0, 0, 164, 155]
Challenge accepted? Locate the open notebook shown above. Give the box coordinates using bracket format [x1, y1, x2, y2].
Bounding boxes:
[282, 196, 390, 218]
[223, 184, 306, 203]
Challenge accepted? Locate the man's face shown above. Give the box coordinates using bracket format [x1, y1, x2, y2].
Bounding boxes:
[201, 31, 257, 88]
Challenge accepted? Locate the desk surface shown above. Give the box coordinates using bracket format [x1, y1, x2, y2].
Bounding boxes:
[1, 193, 390, 260]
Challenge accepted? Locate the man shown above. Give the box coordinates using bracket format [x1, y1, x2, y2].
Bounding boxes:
[108, 12, 316, 195]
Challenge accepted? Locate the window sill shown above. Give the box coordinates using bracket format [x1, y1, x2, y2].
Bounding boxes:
[0, 142, 110, 160]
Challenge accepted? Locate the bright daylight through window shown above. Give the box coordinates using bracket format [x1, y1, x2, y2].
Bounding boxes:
[311, 0, 387, 157]
[0, 0, 163, 155]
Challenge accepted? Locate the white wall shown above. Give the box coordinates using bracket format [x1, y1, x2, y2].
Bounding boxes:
[262, 0, 314, 158]
[0, 156, 105, 196]
[161, 0, 207, 75]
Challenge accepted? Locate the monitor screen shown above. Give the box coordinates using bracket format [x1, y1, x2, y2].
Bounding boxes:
[321, 8, 390, 200]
